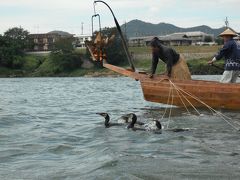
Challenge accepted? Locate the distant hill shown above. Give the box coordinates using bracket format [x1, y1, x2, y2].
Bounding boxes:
[122, 19, 225, 38]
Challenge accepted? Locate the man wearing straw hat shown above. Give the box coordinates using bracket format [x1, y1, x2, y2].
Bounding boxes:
[208, 28, 240, 83]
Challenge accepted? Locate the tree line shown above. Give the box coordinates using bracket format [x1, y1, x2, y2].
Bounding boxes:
[0, 27, 128, 75]
[0, 27, 30, 68]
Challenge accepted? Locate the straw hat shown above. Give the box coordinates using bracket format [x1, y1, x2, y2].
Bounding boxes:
[219, 28, 237, 37]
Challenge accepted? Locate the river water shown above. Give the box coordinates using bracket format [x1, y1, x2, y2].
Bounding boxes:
[0, 76, 240, 180]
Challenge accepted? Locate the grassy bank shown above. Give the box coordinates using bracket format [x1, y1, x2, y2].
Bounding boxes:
[0, 46, 225, 77]
[0, 57, 224, 77]
[132, 57, 224, 75]
[0, 55, 42, 77]
[0, 53, 117, 77]
[129, 45, 221, 54]
[0, 57, 224, 78]
[130, 45, 224, 75]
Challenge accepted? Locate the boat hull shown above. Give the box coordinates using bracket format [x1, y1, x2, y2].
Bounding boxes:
[103, 63, 240, 110]
[141, 78, 240, 110]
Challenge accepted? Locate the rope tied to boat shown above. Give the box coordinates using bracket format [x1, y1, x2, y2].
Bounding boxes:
[166, 79, 239, 131]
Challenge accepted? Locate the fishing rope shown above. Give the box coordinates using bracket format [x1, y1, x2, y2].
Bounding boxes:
[168, 80, 239, 131]
[172, 82, 191, 115]
[169, 80, 202, 116]
[169, 80, 218, 115]
[166, 83, 174, 129]
[171, 80, 238, 130]
[160, 81, 172, 121]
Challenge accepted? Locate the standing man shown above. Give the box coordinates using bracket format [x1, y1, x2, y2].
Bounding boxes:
[149, 37, 191, 80]
[208, 28, 240, 83]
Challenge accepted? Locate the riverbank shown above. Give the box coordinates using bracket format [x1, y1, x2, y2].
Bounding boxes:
[0, 46, 224, 77]
[0, 58, 224, 78]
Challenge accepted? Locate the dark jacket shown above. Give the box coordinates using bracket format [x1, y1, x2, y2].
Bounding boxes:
[151, 44, 180, 75]
[214, 39, 240, 71]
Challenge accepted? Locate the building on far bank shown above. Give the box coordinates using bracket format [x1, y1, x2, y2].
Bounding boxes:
[184, 31, 214, 45]
[28, 31, 73, 51]
[128, 31, 214, 47]
[234, 33, 240, 40]
[159, 33, 192, 46]
[75, 34, 92, 48]
[128, 36, 154, 47]
[28, 33, 59, 51]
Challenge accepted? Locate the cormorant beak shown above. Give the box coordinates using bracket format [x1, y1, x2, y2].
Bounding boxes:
[96, 112, 106, 117]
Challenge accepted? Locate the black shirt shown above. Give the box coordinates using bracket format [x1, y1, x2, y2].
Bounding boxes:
[151, 44, 180, 75]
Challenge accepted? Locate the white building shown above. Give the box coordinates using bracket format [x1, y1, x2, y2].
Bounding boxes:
[184, 31, 214, 44]
[234, 33, 240, 40]
[75, 34, 92, 48]
[128, 31, 214, 47]
[128, 36, 154, 47]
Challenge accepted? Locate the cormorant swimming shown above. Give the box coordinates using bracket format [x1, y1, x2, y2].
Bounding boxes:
[97, 112, 190, 134]
[127, 114, 162, 133]
[96, 112, 123, 128]
[121, 113, 145, 125]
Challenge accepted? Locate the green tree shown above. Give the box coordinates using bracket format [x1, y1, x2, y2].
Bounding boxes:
[53, 37, 75, 53]
[215, 37, 224, 45]
[4, 27, 30, 55]
[50, 52, 83, 73]
[103, 27, 128, 66]
[0, 35, 7, 65]
[0, 27, 30, 68]
[50, 36, 83, 73]
[88, 27, 128, 67]
[204, 35, 213, 42]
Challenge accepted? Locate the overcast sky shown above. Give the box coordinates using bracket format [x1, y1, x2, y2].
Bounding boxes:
[0, 0, 239, 35]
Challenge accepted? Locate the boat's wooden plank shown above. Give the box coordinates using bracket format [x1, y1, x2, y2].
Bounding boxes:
[103, 63, 240, 110]
[141, 81, 240, 108]
[141, 80, 240, 93]
[141, 83, 240, 97]
[144, 93, 239, 109]
[142, 83, 240, 102]
[143, 89, 240, 109]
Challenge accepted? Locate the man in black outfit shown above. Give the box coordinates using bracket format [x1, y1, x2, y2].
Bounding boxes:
[149, 37, 191, 80]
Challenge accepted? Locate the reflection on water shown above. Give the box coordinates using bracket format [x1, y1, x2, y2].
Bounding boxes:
[0, 76, 239, 179]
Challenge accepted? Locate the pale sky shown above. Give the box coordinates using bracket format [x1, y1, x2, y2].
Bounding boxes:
[0, 0, 239, 35]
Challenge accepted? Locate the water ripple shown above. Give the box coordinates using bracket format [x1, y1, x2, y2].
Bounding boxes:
[0, 77, 240, 179]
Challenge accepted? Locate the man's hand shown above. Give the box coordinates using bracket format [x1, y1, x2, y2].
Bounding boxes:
[208, 57, 216, 65]
[208, 60, 213, 65]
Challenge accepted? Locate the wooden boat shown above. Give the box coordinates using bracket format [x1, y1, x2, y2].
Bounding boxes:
[90, 1, 240, 111]
[103, 63, 240, 111]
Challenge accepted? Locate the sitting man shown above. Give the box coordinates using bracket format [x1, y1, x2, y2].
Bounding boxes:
[149, 37, 191, 80]
[208, 28, 240, 83]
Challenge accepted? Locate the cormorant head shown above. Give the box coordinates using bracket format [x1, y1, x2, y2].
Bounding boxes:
[96, 113, 110, 128]
[130, 113, 137, 124]
[127, 113, 137, 129]
[153, 120, 162, 129]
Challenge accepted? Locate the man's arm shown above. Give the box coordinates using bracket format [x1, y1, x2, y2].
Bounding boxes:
[208, 41, 232, 64]
[215, 41, 232, 60]
[165, 54, 173, 77]
[150, 52, 159, 75]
